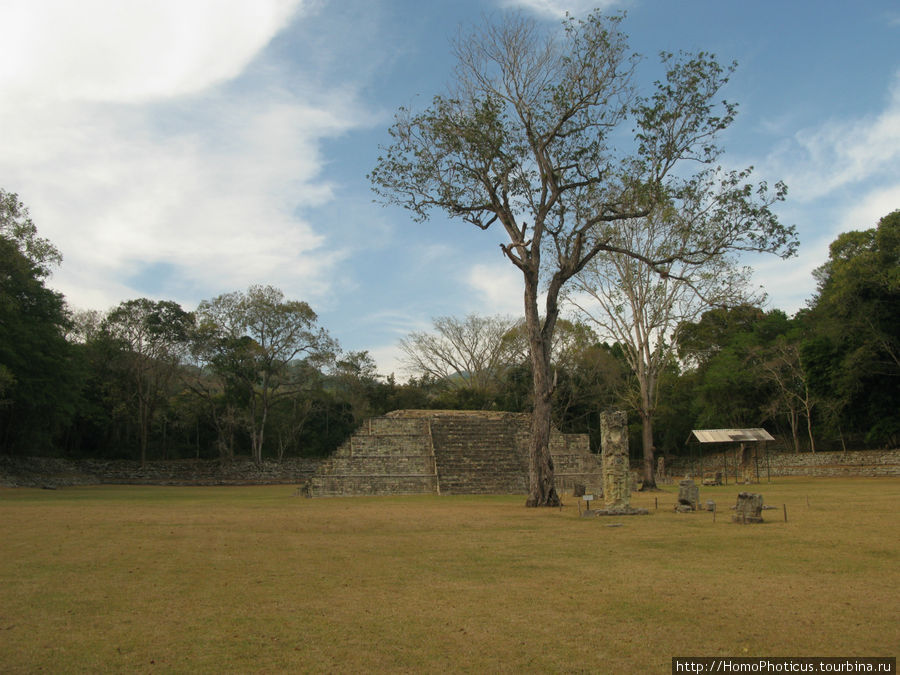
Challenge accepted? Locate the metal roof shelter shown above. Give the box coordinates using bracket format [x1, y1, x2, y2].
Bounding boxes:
[691, 429, 774, 443]
[686, 428, 775, 484]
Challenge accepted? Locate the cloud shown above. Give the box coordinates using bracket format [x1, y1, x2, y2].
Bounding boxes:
[0, 0, 302, 104]
[0, 0, 369, 311]
[763, 71, 900, 201]
[497, 0, 624, 19]
[466, 262, 524, 316]
[835, 184, 900, 233]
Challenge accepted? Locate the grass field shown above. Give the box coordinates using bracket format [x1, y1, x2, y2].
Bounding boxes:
[1, 477, 897, 673]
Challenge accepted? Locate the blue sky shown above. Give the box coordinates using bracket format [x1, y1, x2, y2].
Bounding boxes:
[1, 0, 898, 375]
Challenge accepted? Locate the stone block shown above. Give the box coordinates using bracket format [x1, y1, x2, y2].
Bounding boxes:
[677, 479, 699, 510]
[732, 491, 764, 523]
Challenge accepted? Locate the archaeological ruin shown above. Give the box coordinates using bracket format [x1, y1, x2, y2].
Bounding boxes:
[733, 492, 765, 524]
[305, 410, 603, 497]
[582, 410, 648, 516]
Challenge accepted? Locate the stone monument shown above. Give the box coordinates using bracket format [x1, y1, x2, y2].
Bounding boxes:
[584, 410, 648, 517]
[675, 479, 699, 513]
[733, 492, 764, 523]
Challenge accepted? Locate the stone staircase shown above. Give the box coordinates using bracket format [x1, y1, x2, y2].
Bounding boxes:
[306, 410, 602, 497]
[430, 413, 530, 494]
[307, 415, 438, 497]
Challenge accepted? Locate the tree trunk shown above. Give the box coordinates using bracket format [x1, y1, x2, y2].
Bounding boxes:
[805, 410, 816, 453]
[789, 410, 799, 452]
[139, 415, 148, 467]
[527, 391, 559, 507]
[640, 411, 657, 490]
[524, 274, 561, 508]
[638, 373, 657, 490]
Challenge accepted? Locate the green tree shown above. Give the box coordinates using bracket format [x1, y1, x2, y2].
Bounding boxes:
[806, 211, 900, 445]
[330, 350, 386, 424]
[370, 11, 794, 505]
[194, 286, 337, 464]
[567, 201, 782, 488]
[0, 189, 62, 277]
[102, 299, 194, 464]
[678, 306, 786, 429]
[0, 227, 76, 453]
[752, 337, 817, 452]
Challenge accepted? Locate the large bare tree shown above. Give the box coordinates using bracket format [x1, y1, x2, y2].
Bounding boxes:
[370, 11, 795, 506]
[399, 314, 517, 394]
[567, 202, 777, 489]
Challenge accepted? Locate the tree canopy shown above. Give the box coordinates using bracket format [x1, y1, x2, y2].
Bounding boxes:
[371, 10, 795, 505]
[194, 285, 338, 464]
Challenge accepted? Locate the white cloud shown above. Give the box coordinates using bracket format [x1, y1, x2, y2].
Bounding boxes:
[16, 93, 360, 309]
[498, 0, 624, 19]
[366, 343, 406, 379]
[835, 184, 900, 232]
[466, 262, 524, 316]
[744, 70, 900, 315]
[0, 0, 302, 103]
[764, 71, 900, 201]
[0, 0, 368, 311]
[749, 184, 900, 316]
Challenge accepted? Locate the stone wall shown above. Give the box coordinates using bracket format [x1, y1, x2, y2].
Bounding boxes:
[0, 456, 320, 488]
[667, 448, 900, 480]
[307, 410, 603, 497]
[0, 410, 605, 495]
[307, 413, 438, 497]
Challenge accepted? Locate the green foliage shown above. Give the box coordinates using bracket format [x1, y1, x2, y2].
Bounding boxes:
[804, 210, 900, 445]
[0, 233, 78, 453]
[101, 298, 194, 463]
[192, 286, 338, 463]
[0, 189, 62, 277]
[678, 306, 795, 431]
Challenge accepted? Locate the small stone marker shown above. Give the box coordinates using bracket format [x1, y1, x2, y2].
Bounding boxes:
[676, 479, 700, 512]
[732, 491, 764, 523]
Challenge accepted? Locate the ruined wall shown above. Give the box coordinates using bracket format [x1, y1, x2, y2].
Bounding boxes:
[0, 456, 320, 488]
[307, 414, 438, 497]
[1, 411, 603, 494]
[308, 410, 602, 497]
[668, 448, 900, 480]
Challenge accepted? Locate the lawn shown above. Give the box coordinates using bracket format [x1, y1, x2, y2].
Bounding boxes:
[1, 477, 897, 673]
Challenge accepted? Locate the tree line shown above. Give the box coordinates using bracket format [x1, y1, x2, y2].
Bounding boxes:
[1, 188, 897, 466]
[2, 11, 897, 502]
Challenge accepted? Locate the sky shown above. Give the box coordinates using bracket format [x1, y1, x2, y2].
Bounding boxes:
[2, 0, 898, 376]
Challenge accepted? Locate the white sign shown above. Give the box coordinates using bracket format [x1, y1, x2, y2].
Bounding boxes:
[583, 494, 594, 501]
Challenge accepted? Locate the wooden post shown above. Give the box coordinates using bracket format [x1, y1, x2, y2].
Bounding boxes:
[723, 447, 728, 485]
[699, 443, 703, 480]
[783, 504, 787, 522]
[755, 446, 760, 483]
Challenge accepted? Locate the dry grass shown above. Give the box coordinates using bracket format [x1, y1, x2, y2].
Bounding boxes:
[1, 477, 897, 673]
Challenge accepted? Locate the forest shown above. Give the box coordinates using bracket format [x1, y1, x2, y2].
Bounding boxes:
[1, 187, 898, 464]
